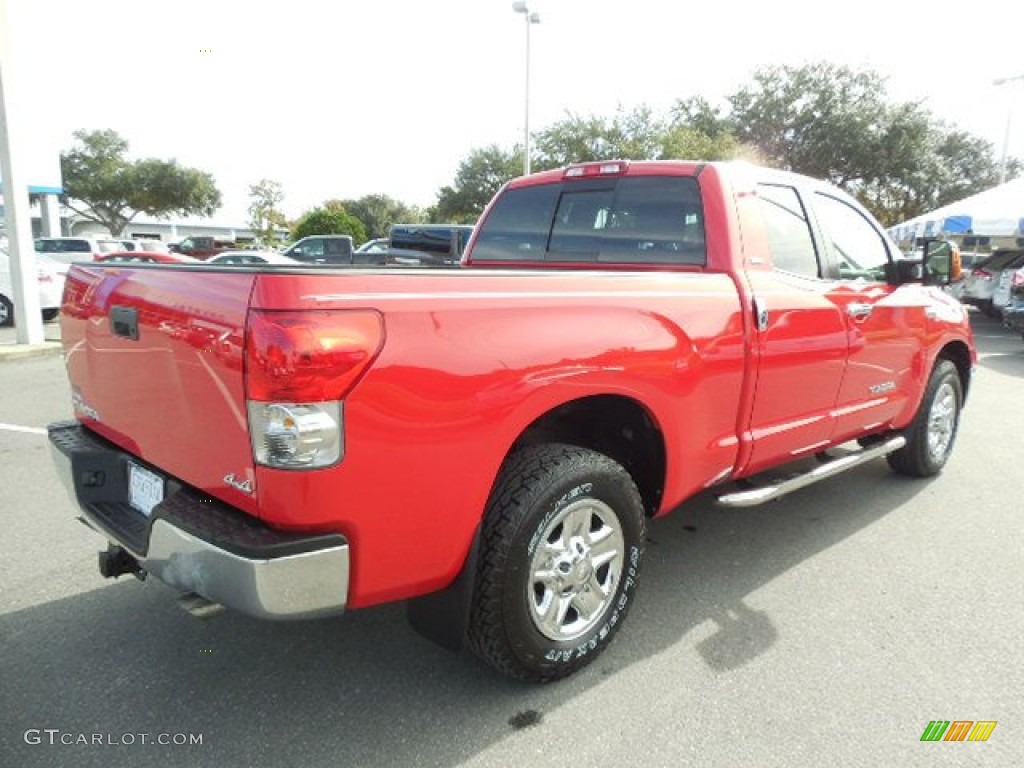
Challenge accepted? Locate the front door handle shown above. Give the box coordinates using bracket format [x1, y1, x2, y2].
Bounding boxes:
[752, 296, 769, 331]
[846, 302, 873, 320]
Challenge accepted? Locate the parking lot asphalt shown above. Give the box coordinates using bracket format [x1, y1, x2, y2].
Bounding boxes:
[0, 310, 1021, 768]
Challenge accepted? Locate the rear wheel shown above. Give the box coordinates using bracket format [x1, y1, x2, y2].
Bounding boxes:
[42, 309, 59, 322]
[468, 443, 645, 682]
[887, 359, 962, 477]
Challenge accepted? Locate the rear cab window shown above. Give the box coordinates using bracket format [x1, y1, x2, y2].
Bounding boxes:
[470, 175, 706, 266]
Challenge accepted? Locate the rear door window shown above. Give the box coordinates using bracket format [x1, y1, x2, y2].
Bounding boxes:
[756, 184, 821, 278]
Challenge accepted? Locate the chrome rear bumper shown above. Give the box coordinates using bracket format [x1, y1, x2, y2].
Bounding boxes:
[48, 421, 349, 620]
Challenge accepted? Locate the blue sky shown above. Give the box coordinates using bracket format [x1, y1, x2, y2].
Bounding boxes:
[7, 0, 1024, 224]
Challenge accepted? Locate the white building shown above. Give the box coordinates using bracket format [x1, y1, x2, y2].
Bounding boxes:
[65, 211, 287, 246]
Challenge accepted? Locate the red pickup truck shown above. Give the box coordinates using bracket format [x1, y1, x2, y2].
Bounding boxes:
[48, 160, 975, 682]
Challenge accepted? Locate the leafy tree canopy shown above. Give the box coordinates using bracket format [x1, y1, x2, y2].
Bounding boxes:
[60, 129, 221, 235]
[723, 62, 1019, 225]
[290, 205, 366, 243]
[329, 194, 425, 240]
[434, 61, 1020, 227]
[432, 145, 522, 223]
[533, 107, 667, 166]
[247, 179, 287, 246]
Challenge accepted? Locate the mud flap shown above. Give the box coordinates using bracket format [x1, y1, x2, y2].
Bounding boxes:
[405, 525, 481, 652]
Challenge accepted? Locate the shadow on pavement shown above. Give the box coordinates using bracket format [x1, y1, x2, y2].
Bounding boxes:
[1, 461, 931, 768]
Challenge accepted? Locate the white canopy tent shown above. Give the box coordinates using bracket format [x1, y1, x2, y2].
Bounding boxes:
[888, 176, 1024, 244]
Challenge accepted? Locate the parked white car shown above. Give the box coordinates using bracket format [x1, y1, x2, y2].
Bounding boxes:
[0, 246, 66, 327]
[34, 236, 124, 265]
[206, 250, 303, 265]
[119, 238, 172, 254]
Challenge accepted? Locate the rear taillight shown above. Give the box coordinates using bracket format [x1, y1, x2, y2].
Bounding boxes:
[244, 310, 384, 469]
[1013, 269, 1024, 288]
[971, 268, 992, 280]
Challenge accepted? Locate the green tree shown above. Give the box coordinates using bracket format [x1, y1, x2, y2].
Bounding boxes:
[432, 61, 1017, 229]
[60, 129, 221, 235]
[669, 96, 734, 139]
[329, 194, 424, 240]
[290, 206, 366, 243]
[432, 145, 521, 223]
[533, 107, 667, 166]
[247, 179, 287, 247]
[660, 125, 743, 162]
[727, 62, 894, 186]
[723, 61, 1018, 225]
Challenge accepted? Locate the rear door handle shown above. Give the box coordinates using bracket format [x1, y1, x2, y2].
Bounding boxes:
[846, 302, 873, 320]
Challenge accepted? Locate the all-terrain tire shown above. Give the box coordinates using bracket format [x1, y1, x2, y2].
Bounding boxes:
[467, 443, 646, 682]
[887, 359, 962, 477]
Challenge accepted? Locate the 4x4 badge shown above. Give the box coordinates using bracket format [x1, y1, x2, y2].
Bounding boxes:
[223, 473, 253, 494]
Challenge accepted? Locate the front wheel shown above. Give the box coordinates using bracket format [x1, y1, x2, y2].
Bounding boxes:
[887, 359, 962, 477]
[468, 444, 646, 682]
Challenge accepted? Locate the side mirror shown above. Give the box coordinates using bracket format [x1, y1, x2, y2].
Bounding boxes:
[921, 239, 960, 286]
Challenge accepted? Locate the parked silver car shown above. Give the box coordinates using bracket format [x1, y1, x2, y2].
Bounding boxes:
[960, 249, 1024, 316]
[991, 256, 1024, 318]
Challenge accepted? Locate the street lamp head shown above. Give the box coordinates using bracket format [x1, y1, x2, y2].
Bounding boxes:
[994, 74, 1024, 86]
[512, 1, 528, 13]
[529, 11, 540, 23]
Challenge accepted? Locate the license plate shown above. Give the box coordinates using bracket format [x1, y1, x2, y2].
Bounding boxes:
[128, 462, 164, 517]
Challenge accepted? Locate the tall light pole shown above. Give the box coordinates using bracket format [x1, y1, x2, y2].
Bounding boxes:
[994, 74, 1024, 184]
[512, 1, 540, 176]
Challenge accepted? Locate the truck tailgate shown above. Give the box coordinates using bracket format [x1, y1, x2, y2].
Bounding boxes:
[61, 263, 260, 515]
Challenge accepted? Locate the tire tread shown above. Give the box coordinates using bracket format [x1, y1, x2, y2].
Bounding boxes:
[467, 443, 644, 682]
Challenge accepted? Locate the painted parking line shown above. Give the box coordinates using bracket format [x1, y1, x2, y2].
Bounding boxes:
[0, 423, 47, 436]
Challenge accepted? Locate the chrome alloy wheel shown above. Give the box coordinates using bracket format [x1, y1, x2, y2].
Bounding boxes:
[527, 498, 625, 642]
[926, 380, 958, 463]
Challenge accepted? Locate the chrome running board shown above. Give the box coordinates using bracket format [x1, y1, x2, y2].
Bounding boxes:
[716, 436, 907, 508]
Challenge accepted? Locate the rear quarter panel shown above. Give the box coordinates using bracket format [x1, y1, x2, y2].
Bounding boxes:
[249, 269, 746, 607]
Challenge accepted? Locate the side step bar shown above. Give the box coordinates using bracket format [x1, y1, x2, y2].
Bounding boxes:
[717, 436, 906, 508]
